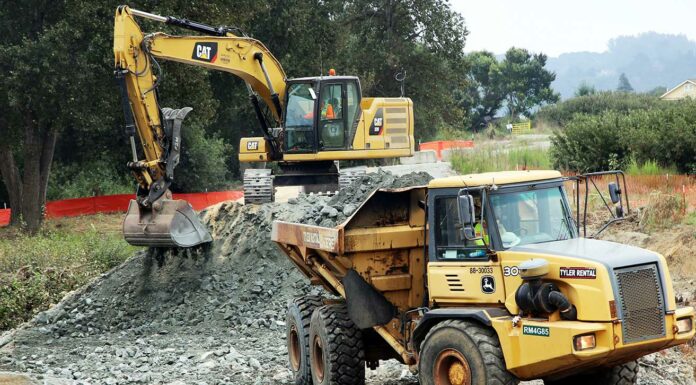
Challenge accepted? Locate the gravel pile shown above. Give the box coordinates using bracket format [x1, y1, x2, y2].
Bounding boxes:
[0, 169, 692, 385]
[0, 172, 427, 385]
[293, 170, 432, 227]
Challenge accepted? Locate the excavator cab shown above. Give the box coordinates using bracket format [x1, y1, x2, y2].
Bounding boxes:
[284, 76, 362, 153]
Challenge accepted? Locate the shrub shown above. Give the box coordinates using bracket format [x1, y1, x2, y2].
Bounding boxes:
[537, 92, 660, 127]
[550, 99, 696, 173]
[639, 192, 685, 231]
[47, 160, 133, 200]
[172, 125, 232, 193]
[0, 222, 136, 330]
[550, 112, 630, 172]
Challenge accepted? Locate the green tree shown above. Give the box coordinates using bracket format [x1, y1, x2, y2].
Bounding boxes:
[499, 47, 559, 118]
[457, 51, 504, 131]
[575, 82, 596, 97]
[617, 72, 634, 92]
[339, 0, 470, 139]
[458, 48, 558, 129]
[0, 0, 233, 230]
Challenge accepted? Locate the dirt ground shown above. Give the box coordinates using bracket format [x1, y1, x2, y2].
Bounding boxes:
[0, 165, 694, 385]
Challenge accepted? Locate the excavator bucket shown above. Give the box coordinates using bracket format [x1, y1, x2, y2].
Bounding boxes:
[123, 199, 212, 247]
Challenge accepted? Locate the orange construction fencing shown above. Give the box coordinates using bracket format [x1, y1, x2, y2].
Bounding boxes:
[419, 140, 474, 161]
[0, 190, 243, 227]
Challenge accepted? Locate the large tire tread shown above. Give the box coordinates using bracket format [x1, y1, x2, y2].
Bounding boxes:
[287, 295, 323, 385]
[545, 361, 639, 385]
[310, 304, 365, 385]
[419, 319, 518, 385]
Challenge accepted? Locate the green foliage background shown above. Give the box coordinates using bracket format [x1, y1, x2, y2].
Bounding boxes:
[0, 0, 563, 203]
[545, 93, 696, 173]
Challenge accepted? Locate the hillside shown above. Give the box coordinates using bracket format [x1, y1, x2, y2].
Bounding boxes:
[547, 32, 696, 98]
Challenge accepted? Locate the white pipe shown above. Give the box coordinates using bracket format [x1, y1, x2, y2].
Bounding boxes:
[130, 8, 167, 23]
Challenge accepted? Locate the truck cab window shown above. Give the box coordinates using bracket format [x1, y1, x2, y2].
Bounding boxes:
[434, 195, 488, 260]
[489, 186, 574, 248]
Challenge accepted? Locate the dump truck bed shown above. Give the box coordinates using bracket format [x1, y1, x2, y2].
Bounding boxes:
[271, 186, 428, 364]
[272, 186, 428, 311]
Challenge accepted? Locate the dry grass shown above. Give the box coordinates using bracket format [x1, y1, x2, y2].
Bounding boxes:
[0, 214, 138, 330]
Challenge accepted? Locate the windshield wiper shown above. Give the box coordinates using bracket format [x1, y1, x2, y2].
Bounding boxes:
[555, 199, 573, 241]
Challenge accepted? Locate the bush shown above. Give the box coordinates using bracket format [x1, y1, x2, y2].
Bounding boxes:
[172, 125, 232, 193]
[0, 220, 135, 330]
[550, 112, 630, 172]
[639, 192, 685, 231]
[537, 92, 660, 127]
[550, 100, 696, 173]
[47, 160, 133, 200]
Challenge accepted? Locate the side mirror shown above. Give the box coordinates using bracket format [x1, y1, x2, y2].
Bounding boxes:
[457, 193, 476, 239]
[608, 182, 621, 204]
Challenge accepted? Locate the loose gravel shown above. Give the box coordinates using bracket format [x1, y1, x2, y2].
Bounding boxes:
[0, 170, 692, 385]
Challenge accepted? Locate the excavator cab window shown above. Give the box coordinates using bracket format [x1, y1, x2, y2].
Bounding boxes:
[319, 83, 346, 149]
[285, 82, 317, 152]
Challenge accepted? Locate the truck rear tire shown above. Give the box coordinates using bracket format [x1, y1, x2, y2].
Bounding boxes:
[286, 296, 324, 385]
[309, 304, 365, 385]
[418, 320, 518, 385]
[545, 361, 639, 385]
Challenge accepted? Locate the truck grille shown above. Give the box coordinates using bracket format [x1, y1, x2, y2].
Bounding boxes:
[614, 264, 665, 344]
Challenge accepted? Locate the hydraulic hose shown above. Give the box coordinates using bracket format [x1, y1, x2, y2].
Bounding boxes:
[548, 291, 578, 320]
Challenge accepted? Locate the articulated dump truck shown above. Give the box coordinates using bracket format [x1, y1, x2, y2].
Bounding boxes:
[271, 170, 695, 385]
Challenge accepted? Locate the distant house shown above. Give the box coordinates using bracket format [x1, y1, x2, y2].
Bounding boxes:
[660, 79, 696, 100]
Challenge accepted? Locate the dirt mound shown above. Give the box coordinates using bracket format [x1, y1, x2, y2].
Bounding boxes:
[0, 171, 428, 385]
[0, 169, 692, 384]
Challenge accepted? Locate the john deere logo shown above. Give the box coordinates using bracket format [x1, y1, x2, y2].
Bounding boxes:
[192, 42, 218, 63]
[523, 325, 550, 337]
[481, 276, 495, 294]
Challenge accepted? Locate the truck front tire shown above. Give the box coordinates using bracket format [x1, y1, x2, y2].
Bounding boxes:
[418, 320, 518, 385]
[309, 304, 365, 385]
[286, 295, 324, 385]
[545, 361, 639, 385]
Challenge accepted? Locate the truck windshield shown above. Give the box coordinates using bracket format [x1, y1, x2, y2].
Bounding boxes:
[489, 186, 574, 248]
[285, 83, 316, 151]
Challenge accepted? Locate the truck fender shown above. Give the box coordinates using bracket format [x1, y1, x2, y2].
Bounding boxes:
[412, 307, 509, 351]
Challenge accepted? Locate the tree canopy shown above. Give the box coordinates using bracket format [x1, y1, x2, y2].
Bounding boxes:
[0, 0, 559, 229]
[457, 48, 558, 130]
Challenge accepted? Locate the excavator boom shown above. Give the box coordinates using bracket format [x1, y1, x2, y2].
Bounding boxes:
[114, 6, 288, 247]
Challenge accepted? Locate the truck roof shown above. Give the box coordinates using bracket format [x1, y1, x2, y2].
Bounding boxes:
[428, 170, 563, 189]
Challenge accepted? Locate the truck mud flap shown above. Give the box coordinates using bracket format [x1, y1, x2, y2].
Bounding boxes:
[342, 269, 396, 329]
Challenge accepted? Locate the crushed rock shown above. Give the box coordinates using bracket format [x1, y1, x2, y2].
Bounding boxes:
[0, 170, 693, 385]
[0, 172, 429, 385]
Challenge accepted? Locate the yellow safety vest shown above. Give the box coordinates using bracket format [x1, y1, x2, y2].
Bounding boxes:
[474, 223, 489, 246]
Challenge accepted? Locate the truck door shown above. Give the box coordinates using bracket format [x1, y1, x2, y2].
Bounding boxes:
[426, 189, 506, 306]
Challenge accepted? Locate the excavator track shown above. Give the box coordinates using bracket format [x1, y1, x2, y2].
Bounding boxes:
[243, 169, 275, 204]
[338, 167, 367, 189]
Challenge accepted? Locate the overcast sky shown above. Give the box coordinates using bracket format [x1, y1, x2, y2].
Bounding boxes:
[450, 0, 696, 56]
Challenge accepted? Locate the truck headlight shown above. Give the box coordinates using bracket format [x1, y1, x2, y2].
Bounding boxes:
[573, 334, 596, 351]
[676, 317, 693, 334]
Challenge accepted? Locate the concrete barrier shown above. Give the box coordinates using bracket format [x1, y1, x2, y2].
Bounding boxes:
[400, 150, 437, 165]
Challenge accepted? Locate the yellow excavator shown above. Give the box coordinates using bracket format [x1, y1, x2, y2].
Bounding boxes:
[113, 6, 414, 248]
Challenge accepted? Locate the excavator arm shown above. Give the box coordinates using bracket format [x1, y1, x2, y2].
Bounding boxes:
[113, 6, 287, 247]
